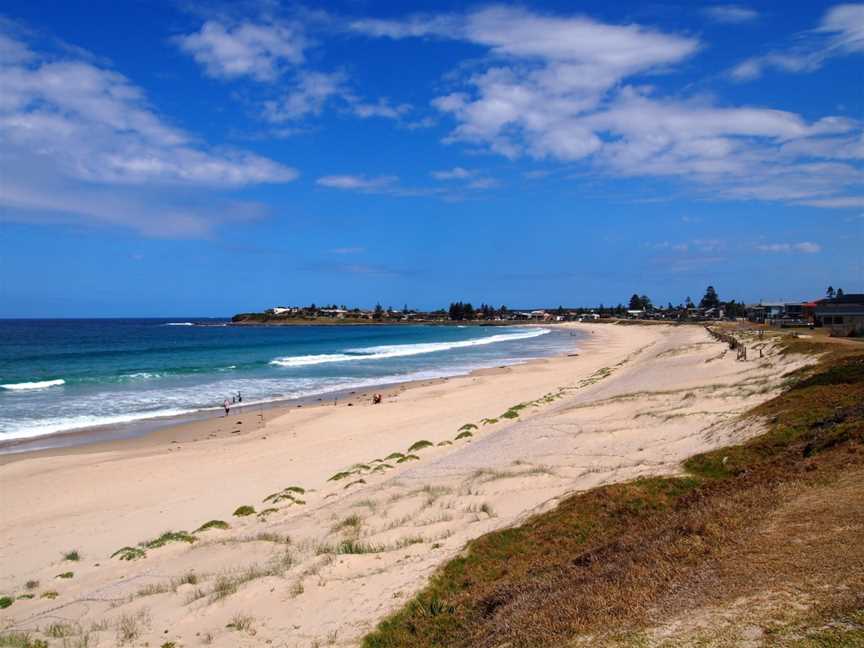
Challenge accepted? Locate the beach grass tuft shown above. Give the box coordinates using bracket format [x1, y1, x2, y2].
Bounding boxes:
[24, 580, 39, 590]
[0, 633, 48, 648]
[344, 478, 367, 489]
[0, 596, 12, 609]
[111, 546, 146, 561]
[333, 514, 363, 533]
[396, 454, 420, 463]
[481, 418, 498, 425]
[384, 452, 405, 461]
[226, 613, 255, 632]
[328, 471, 353, 482]
[454, 431, 473, 440]
[194, 519, 229, 533]
[16, 594, 34, 600]
[55, 572, 74, 579]
[257, 507, 279, 519]
[62, 549, 81, 562]
[407, 440, 434, 452]
[437, 440, 453, 446]
[45, 623, 76, 638]
[233, 505, 256, 517]
[458, 423, 478, 432]
[141, 530, 197, 549]
[40, 591, 58, 600]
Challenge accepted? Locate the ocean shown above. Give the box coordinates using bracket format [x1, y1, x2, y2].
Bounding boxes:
[0, 319, 579, 445]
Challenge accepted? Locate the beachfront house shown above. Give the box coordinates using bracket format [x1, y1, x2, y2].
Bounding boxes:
[815, 294, 864, 337]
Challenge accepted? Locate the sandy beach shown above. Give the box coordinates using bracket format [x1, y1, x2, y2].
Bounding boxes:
[0, 323, 813, 646]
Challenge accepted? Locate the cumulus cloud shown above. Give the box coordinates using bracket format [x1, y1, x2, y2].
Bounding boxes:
[354, 5, 864, 208]
[0, 30, 296, 236]
[176, 20, 306, 81]
[263, 70, 347, 121]
[703, 5, 759, 24]
[730, 3, 864, 80]
[756, 242, 822, 253]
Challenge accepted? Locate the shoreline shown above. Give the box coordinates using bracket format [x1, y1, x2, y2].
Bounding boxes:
[2, 322, 804, 647]
[0, 324, 577, 461]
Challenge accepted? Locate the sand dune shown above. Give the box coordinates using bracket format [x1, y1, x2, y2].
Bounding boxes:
[0, 324, 812, 647]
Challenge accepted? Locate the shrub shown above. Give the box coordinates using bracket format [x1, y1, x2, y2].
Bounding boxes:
[62, 549, 81, 562]
[233, 505, 255, 517]
[0, 596, 12, 609]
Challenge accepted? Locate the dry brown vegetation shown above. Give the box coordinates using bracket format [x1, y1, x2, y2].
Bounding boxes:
[364, 341, 864, 647]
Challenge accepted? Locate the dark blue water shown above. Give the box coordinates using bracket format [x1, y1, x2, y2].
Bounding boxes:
[0, 320, 578, 441]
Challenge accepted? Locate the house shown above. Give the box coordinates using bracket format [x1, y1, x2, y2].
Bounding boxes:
[626, 309, 644, 319]
[268, 306, 298, 316]
[815, 294, 864, 337]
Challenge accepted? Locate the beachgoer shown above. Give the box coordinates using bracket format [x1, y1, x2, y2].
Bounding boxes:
[238, 391, 242, 403]
[223, 398, 230, 416]
[372, 393, 382, 405]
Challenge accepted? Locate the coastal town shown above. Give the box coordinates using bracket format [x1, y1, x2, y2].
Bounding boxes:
[234, 286, 864, 338]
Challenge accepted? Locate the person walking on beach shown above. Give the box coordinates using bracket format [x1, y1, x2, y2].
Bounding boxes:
[238, 391, 242, 403]
[223, 398, 230, 416]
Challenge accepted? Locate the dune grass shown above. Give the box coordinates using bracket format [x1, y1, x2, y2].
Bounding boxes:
[328, 471, 353, 481]
[61, 549, 81, 562]
[396, 454, 420, 463]
[233, 505, 256, 517]
[407, 440, 434, 453]
[0, 633, 48, 648]
[194, 520, 229, 533]
[454, 431, 473, 440]
[141, 530, 197, 549]
[0, 596, 12, 609]
[363, 348, 864, 647]
[54, 572, 73, 579]
[111, 546, 146, 561]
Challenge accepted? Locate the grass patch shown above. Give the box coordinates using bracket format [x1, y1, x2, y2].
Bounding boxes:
[0, 596, 12, 609]
[257, 507, 279, 519]
[333, 514, 363, 532]
[226, 613, 254, 632]
[385, 452, 405, 461]
[480, 418, 498, 425]
[55, 571, 74, 579]
[24, 580, 38, 590]
[40, 591, 58, 600]
[0, 634, 48, 648]
[363, 349, 864, 648]
[141, 530, 197, 549]
[45, 623, 76, 638]
[344, 478, 367, 489]
[459, 424, 478, 432]
[407, 440, 434, 453]
[116, 609, 150, 645]
[233, 505, 256, 517]
[328, 471, 353, 481]
[111, 546, 146, 561]
[438, 440, 453, 446]
[396, 454, 420, 463]
[454, 431, 473, 440]
[16, 594, 34, 600]
[62, 549, 81, 561]
[263, 487, 307, 504]
[194, 519, 229, 533]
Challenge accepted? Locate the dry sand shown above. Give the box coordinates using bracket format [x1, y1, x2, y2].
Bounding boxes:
[0, 323, 812, 646]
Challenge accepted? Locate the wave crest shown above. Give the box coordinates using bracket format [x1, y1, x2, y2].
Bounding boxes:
[1, 379, 66, 391]
[270, 328, 550, 368]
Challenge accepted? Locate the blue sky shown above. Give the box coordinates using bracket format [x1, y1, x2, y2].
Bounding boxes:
[1, 1, 862, 316]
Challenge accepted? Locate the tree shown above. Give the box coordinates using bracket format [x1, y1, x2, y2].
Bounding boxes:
[640, 294, 652, 311]
[700, 286, 720, 309]
[837, 288, 845, 298]
[628, 294, 642, 310]
[826, 286, 835, 299]
[373, 303, 384, 320]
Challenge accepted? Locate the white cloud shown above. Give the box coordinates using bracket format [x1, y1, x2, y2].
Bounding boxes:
[431, 167, 476, 180]
[263, 70, 347, 121]
[176, 20, 306, 82]
[756, 242, 822, 253]
[355, 5, 863, 209]
[703, 5, 759, 24]
[351, 98, 412, 119]
[316, 174, 398, 191]
[0, 31, 296, 236]
[730, 3, 864, 80]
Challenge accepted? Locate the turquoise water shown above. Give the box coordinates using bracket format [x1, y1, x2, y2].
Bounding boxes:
[0, 320, 578, 442]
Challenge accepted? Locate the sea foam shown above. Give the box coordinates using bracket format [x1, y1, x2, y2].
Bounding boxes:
[270, 328, 550, 368]
[1, 379, 66, 391]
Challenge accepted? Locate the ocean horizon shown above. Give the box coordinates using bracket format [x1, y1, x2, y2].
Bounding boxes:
[0, 319, 579, 444]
